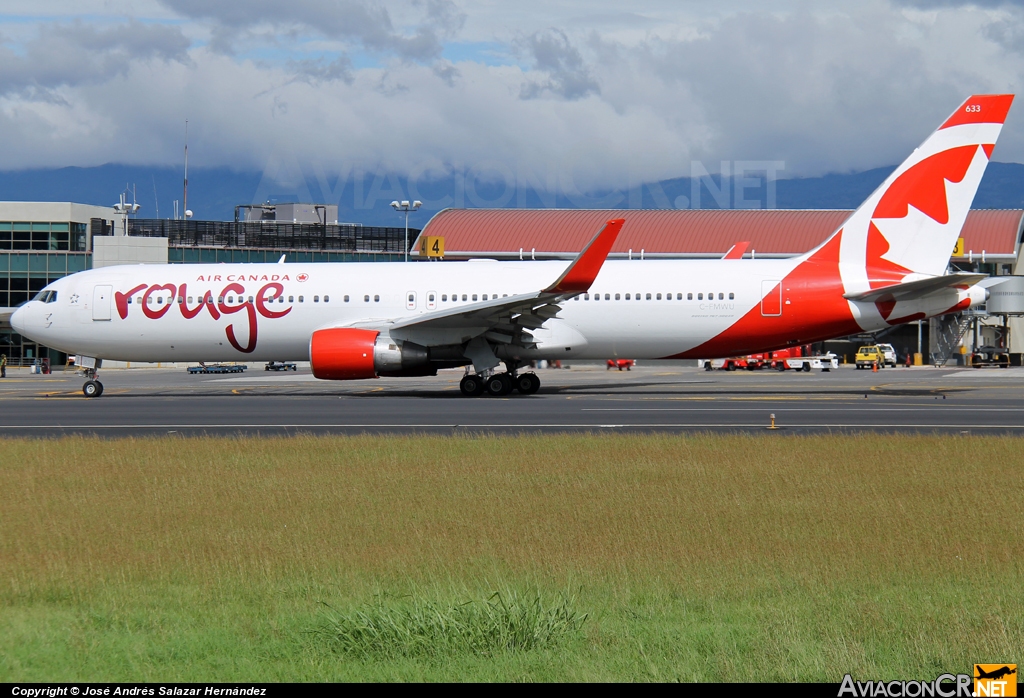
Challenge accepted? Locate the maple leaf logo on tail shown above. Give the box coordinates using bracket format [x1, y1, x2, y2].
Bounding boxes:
[827, 94, 1013, 297]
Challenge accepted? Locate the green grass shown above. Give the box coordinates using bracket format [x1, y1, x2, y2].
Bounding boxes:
[0, 434, 1021, 681]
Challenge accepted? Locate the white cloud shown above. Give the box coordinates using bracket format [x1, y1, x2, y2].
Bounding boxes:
[0, 0, 1020, 192]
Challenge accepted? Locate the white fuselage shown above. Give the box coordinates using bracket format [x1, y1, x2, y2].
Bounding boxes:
[11, 258, 979, 365]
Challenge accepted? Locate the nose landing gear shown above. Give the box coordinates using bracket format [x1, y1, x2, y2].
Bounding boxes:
[80, 361, 104, 398]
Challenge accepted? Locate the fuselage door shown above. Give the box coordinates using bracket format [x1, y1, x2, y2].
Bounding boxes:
[93, 285, 112, 321]
[760, 280, 782, 317]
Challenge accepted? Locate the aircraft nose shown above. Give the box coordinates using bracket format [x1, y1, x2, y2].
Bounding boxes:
[10, 305, 26, 335]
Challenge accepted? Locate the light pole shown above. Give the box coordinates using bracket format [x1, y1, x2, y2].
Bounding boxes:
[390, 200, 421, 262]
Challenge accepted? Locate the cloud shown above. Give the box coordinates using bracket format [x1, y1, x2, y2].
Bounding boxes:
[158, 0, 449, 61]
[0, 18, 191, 95]
[0, 0, 1021, 194]
[517, 28, 600, 100]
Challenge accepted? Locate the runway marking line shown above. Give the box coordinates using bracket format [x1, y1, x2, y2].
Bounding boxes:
[1, 422, 1023, 430]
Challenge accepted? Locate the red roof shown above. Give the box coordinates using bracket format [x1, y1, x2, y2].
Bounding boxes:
[416, 208, 1023, 259]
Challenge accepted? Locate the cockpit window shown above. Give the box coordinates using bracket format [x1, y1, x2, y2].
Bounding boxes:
[32, 290, 48, 302]
[46, 291, 57, 303]
[32, 290, 58, 303]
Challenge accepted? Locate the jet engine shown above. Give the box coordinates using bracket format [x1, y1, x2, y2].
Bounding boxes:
[310, 328, 429, 380]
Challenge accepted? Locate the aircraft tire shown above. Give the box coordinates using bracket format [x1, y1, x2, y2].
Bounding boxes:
[83, 380, 102, 398]
[515, 373, 541, 395]
[485, 373, 513, 396]
[460, 375, 485, 397]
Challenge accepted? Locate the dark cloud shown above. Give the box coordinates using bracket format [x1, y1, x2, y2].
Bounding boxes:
[518, 28, 600, 100]
[159, 0, 450, 61]
[286, 55, 354, 85]
[0, 19, 191, 96]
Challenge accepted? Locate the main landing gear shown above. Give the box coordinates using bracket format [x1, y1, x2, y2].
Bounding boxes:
[459, 363, 541, 397]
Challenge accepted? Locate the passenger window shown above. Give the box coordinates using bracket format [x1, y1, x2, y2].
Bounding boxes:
[324, 295, 329, 303]
[428, 294, 435, 302]
[698, 293, 703, 300]
[636, 293, 641, 301]
[482, 294, 488, 300]
[462, 294, 467, 301]
[289, 296, 294, 302]
[625, 293, 630, 300]
[177, 297, 183, 304]
[314, 296, 319, 302]
[604, 293, 610, 300]
[472, 294, 478, 301]
[708, 292, 713, 298]
[666, 293, 671, 301]
[442, 294, 447, 301]
[298, 296, 304, 302]
[615, 293, 620, 300]
[364, 295, 369, 302]
[645, 293, 651, 300]
[187, 297, 192, 304]
[729, 292, 734, 300]
[574, 296, 579, 301]
[374, 295, 380, 302]
[127, 297, 133, 304]
[718, 293, 724, 300]
[676, 293, 682, 300]
[343, 295, 349, 302]
[656, 293, 662, 300]
[217, 296, 224, 303]
[584, 293, 590, 300]
[408, 293, 414, 303]
[248, 296, 254, 303]
[687, 293, 693, 300]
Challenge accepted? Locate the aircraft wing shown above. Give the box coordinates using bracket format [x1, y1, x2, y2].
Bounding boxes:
[843, 273, 987, 303]
[387, 218, 624, 347]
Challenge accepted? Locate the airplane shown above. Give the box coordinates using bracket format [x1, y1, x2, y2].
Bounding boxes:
[975, 666, 1016, 681]
[10, 94, 1014, 398]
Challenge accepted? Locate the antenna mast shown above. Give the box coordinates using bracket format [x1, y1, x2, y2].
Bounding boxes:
[183, 119, 188, 220]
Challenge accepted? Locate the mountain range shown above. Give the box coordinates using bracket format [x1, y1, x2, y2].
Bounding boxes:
[0, 162, 1021, 227]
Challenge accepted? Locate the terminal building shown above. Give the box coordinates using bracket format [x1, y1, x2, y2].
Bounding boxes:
[0, 201, 415, 366]
[3, 201, 1024, 367]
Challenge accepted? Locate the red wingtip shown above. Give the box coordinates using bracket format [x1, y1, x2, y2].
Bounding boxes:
[544, 218, 624, 293]
[722, 241, 750, 260]
[940, 94, 1014, 129]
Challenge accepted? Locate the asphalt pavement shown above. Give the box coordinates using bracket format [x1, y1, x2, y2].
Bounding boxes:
[0, 361, 1022, 436]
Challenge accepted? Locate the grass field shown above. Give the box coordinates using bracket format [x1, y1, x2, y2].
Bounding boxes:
[0, 433, 1020, 681]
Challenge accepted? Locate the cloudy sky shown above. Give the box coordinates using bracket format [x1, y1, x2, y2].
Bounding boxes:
[0, 0, 1022, 193]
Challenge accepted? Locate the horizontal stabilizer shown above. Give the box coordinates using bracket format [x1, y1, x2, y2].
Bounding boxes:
[844, 273, 987, 303]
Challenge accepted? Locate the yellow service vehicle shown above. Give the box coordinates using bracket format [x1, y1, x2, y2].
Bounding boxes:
[855, 345, 885, 369]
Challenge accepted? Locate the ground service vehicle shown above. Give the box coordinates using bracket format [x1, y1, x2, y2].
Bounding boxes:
[876, 343, 898, 367]
[9, 95, 1012, 397]
[970, 345, 1010, 368]
[606, 359, 634, 370]
[855, 345, 885, 369]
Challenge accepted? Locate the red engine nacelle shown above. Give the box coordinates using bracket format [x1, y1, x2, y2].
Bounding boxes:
[310, 328, 379, 379]
[310, 328, 431, 380]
